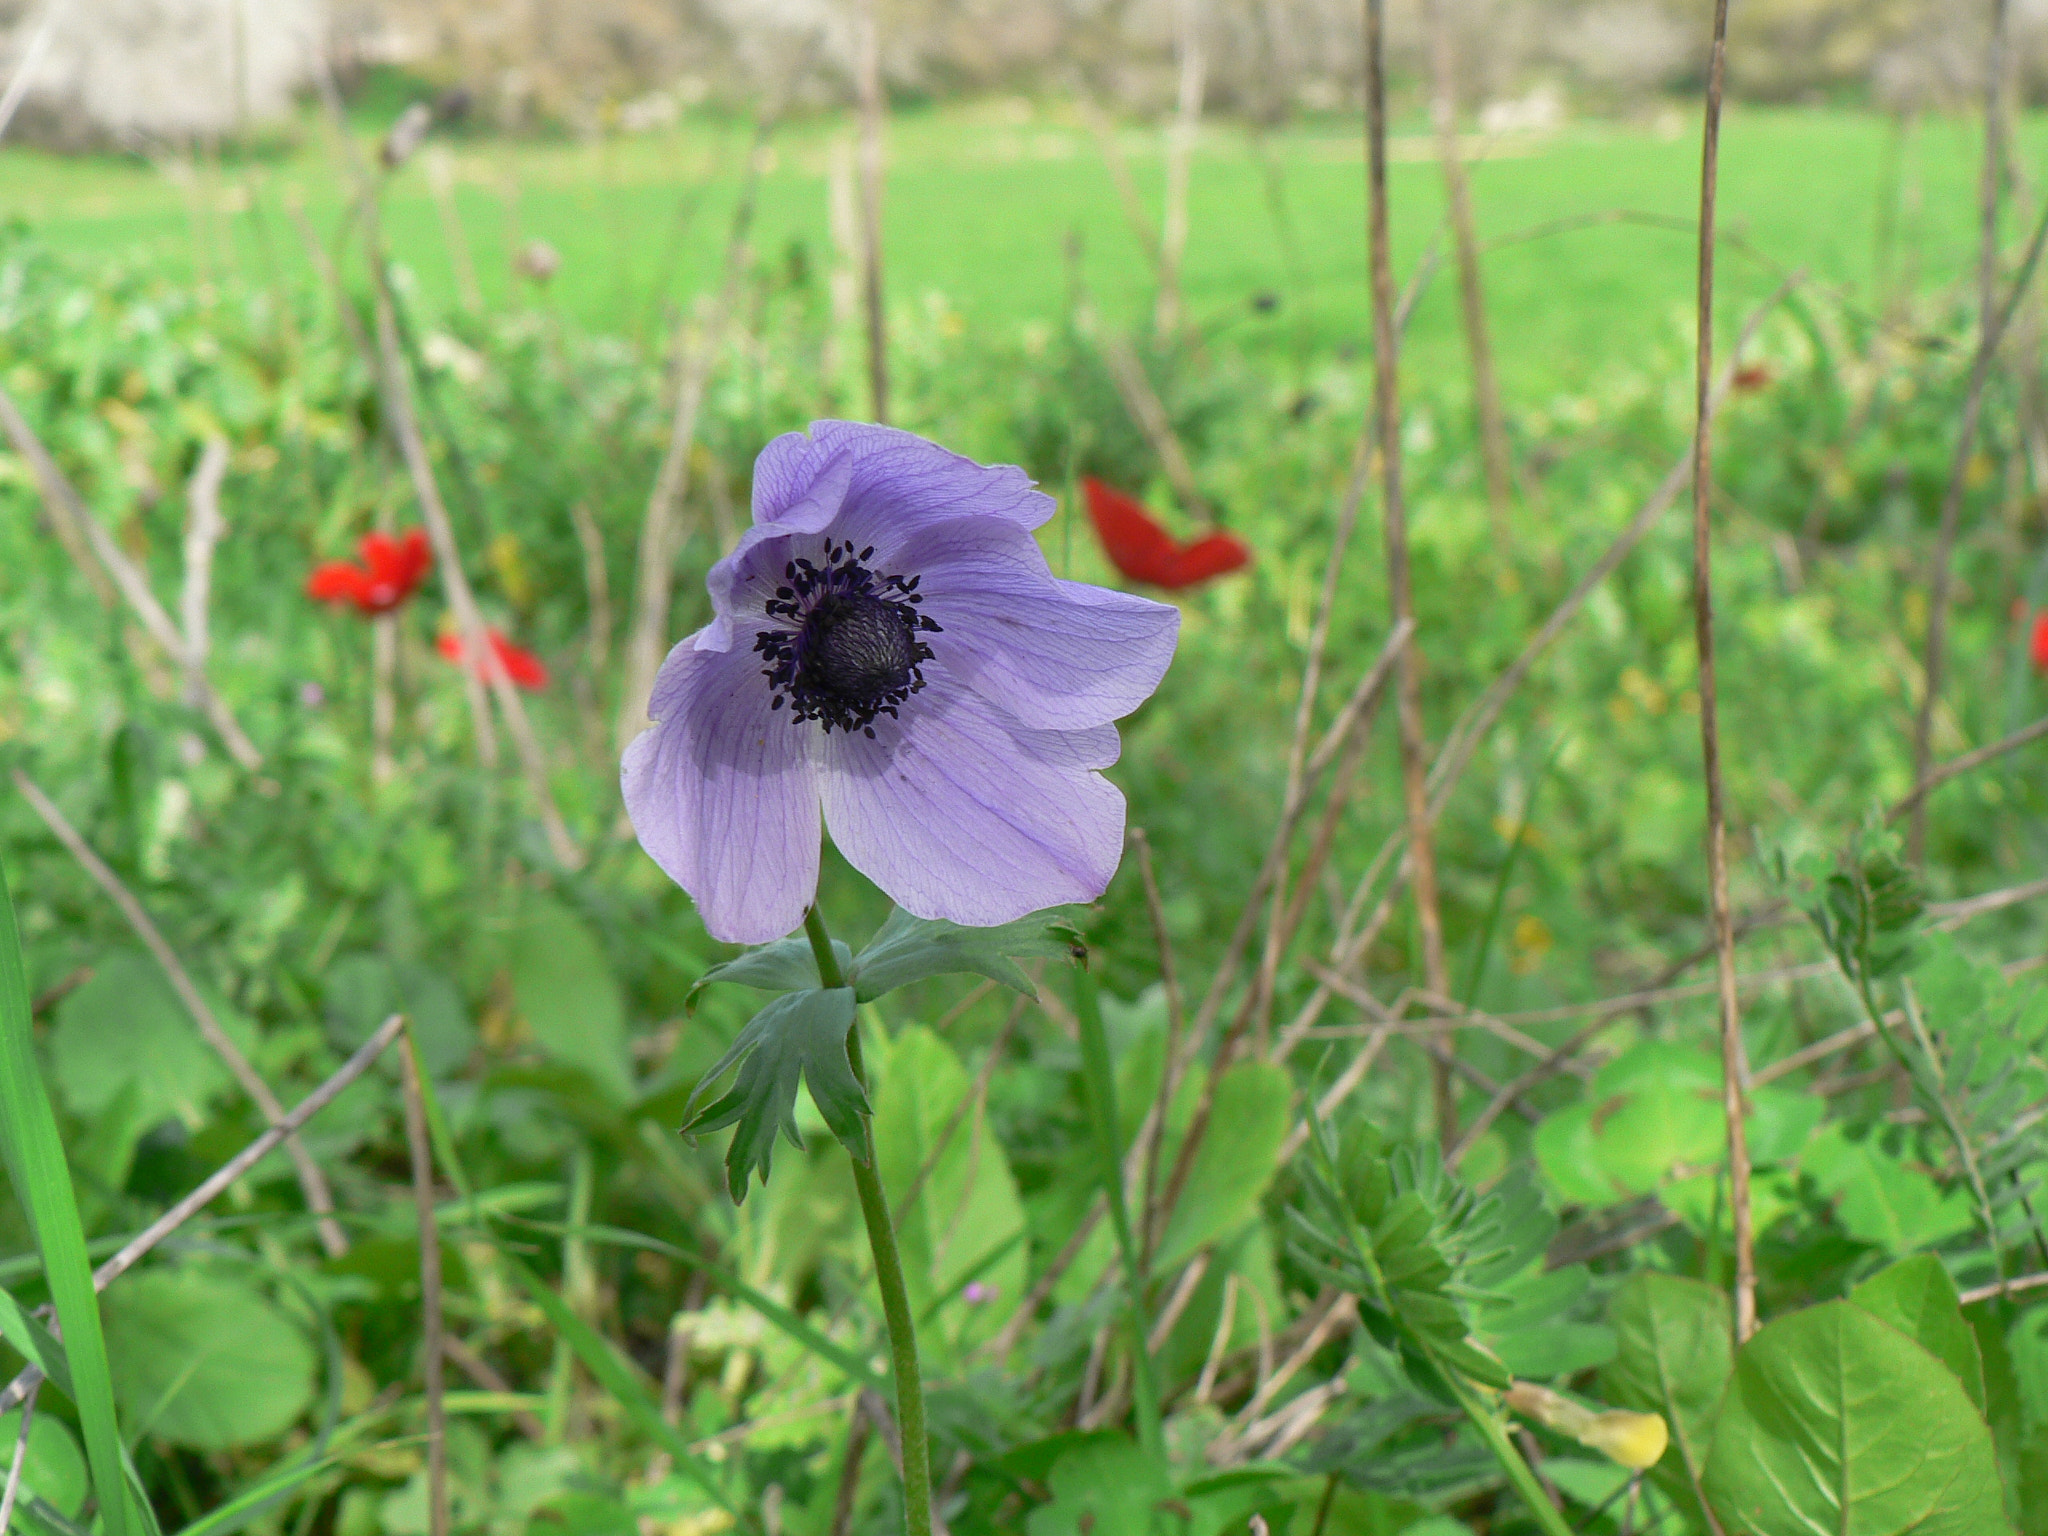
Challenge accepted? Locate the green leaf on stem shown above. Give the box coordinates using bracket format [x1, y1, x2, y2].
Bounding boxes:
[686, 933, 853, 1011]
[681, 987, 866, 1200]
[848, 906, 1084, 1003]
[1703, 1300, 2012, 1536]
[1850, 1255, 1985, 1415]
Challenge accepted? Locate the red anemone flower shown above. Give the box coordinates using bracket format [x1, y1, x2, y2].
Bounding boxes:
[306, 529, 433, 615]
[1081, 477, 1250, 591]
[437, 628, 549, 690]
[2031, 612, 2048, 675]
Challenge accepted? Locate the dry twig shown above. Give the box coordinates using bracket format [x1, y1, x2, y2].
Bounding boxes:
[13, 768, 348, 1257]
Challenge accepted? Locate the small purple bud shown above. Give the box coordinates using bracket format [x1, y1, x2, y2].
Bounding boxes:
[963, 1281, 996, 1305]
[298, 682, 326, 708]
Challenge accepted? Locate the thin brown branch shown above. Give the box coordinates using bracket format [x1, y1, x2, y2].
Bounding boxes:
[1155, 0, 1206, 338]
[853, 0, 889, 422]
[370, 276, 582, 867]
[442, 1335, 544, 1442]
[1365, 0, 1452, 1144]
[1426, 277, 1799, 818]
[0, 1379, 36, 1536]
[13, 768, 348, 1258]
[616, 93, 794, 748]
[0, 1014, 407, 1417]
[1912, 0, 2018, 864]
[179, 436, 230, 706]
[1690, 0, 1756, 1345]
[399, 1038, 449, 1536]
[1424, 0, 1512, 533]
[1960, 1269, 2048, 1307]
[1094, 326, 1216, 524]
[829, 1396, 875, 1536]
[1071, 84, 1162, 273]
[1891, 714, 2048, 825]
[0, 387, 261, 769]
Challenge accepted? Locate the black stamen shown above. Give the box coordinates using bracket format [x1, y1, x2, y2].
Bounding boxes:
[754, 539, 936, 735]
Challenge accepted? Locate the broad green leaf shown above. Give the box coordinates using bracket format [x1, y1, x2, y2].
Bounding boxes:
[505, 898, 631, 1100]
[100, 1268, 316, 1451]
[1703, 1300, 2013, 1536]
[322, 953, 476, 1077]
[1850, 1255, 1984, 1414]
[848, 906, 1084, 1003]
[683, 987, 865, 1200]
[1600, 1273, 1729, 1524]
[0, 861, 134, 1536]
[1801, 1124, 1974, 1253]
[1022, 1434, 1172, 1536]
[685, 933, 852, 1009]
[49, 950, 227, 1130]
[0, 1409, 87, 1517]
[1153, 1059, 1290, 1271]
[872, 1026, 1026, 1360]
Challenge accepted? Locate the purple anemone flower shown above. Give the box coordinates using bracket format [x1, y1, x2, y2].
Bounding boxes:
[623, 421, 1180, 945]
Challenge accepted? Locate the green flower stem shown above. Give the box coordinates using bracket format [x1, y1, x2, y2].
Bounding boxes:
[1440, 1369, 1577, 1536]
[1072, 966, 1165, 1461]
[804, 906, 933, 1536]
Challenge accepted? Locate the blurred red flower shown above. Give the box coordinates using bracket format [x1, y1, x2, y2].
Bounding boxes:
[437, 628, 549, 690]
[2031, 612, 2048, 675]
[1732, 363, 1773, 394]
[306, 529, 433, 614]
[1082, 477, 1250, 590]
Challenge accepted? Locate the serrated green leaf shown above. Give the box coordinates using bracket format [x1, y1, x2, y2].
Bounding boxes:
[683, 988, 865, 1200]
[685, 933, 852, 1011]
[847, 906, 1084, 1003]
[1703, 1300, 2012, 1536]
[1850, 1255, 1985, 1415]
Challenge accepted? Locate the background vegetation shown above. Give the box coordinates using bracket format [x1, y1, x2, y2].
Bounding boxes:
[2, 44, 2047, 1536]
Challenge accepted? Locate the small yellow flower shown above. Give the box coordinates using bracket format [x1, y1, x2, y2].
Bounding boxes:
[1504, 1381, 1668, 1471]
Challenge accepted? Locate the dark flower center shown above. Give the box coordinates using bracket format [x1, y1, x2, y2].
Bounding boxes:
[754, 539, 940, 737]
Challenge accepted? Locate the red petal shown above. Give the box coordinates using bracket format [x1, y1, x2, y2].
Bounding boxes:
[1158, 532, 1252, 589]
[306, 562, 370, 606]
[491, 632, 549, 690]
[2032, 614, 2048, 675]
[357, 528, 433, 610]
[1083, 477, 1183, 586]
[439, 628, 548, 690]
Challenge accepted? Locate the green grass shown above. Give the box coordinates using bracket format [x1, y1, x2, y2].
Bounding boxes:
[1, 100, 2019, 398]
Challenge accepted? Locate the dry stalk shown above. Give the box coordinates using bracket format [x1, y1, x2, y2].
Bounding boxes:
[1423, 0, 1512, 533]
[1891, 713, 2048, 826]
[853, 0, 890, 422]
[178, 436, 230, 706]
[1911, 0, 2014, 864]
[13, 768, 349, 1257]
[1155, 0, 1206, 338]
[0, 387, 261, 769]
[399, 1038, 449, 1536]
[1071, 83, 1163, 273]
[0, 1377, 35, 1535]
[1688, 0, 1756, 1344]
[1365, 0, 1454, 1144]
[1130, 827, 1187, 1263]
[616, 106, 790, 748]
[369, 276, 582, 868]
[0, 1015, 407, 1417]
[1092, 323, 1216, 524]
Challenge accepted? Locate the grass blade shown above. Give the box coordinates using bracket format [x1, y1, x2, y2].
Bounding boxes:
[0, 858, 132, 1536]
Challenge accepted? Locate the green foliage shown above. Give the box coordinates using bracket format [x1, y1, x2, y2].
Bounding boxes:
[680, 987, 867, 1200]
[1703, 1300, 2013, 1536]
[846, 907, 1085, 1004]
[100, 1268, 317, 1451]
[1601, 1274, 1730, 1521]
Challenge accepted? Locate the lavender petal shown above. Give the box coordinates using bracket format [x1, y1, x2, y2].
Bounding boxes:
[819, 660, 1125, 926]
[897, 517, 1181, 729]
[623, 631, 823, 944]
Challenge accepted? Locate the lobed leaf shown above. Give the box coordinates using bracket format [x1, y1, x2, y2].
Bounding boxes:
[847, 906, 1085, 1003]
[681, 987, 866, 1200]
